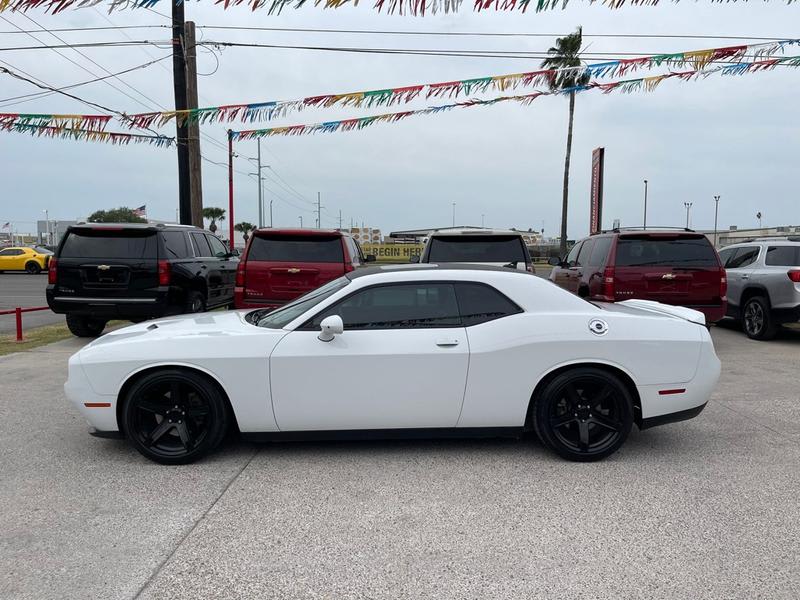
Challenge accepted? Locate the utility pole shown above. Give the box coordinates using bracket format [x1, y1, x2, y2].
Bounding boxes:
[172, 2, 191, 225]
[339, 209, 342, 230]
[684, 202, 693, 229]
[643, 180, 648, 230]
[452, 202, 456, 228]
[713, 195, 720, 248]
[256, 139, 263, 228]
[227, 130, 234, 250]
[317, 192, 322, 229]
[481, 214, 485, 228]
[184, 21, 203, 227]
[299, 216, 303, 228]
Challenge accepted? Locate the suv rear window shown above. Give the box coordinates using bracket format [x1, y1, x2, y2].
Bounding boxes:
[765, 246, 800, 266]
[427, 235, 526, 263]
[60, 230, 157, 259]
[615, 236, 718, 267]
[248, 234, 344, 263]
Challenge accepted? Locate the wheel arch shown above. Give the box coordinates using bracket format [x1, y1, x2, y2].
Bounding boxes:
[740, 285, 770, 307]
[115, 363, 240, 435]
[526, 361, 643, 429]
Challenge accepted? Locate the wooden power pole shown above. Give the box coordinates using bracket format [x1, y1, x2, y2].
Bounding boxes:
[184, 21, 203, 227]
[171, 2, 191, 225]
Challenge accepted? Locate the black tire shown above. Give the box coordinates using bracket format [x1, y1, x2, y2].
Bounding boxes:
[25, 261, 41, 274]
[185, 290, 206, 314]
[121, 369, 229, 465]
[532, 367, 633, 462]
[66, 314, 107, 337]
[742, 296, 777, 340]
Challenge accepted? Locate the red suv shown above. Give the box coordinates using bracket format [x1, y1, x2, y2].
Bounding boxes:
[234, 229, 374, 310]
[549, 229, 727, 322]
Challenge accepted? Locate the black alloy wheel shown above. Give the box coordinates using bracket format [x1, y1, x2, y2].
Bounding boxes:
[742, 296, 776, 341]
[122, 369, 229, 465]
[185, 290, 206, 314]
[66, 314, 107, 337]
[533, 367, 633, 462]
[25, 261, 41, 274]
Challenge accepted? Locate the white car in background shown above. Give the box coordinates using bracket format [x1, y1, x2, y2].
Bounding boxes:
[65, 265, 720, 465]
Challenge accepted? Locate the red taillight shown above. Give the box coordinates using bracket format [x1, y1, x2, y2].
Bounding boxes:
[719, 268, 728, 299]
[344, 262, 355, 273]
[47, 257, 57, 284]
[600, 266, 615, 301]
[235, 261, 246, 287]
[158, 260, 171, 286]
[788, 270, 800, 283]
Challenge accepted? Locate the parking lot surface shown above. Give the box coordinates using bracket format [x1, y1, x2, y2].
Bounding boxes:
[1, 325, 799, 599]
[0, 273, 62, 333]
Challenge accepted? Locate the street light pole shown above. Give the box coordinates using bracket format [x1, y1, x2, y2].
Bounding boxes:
[643, 180, 648, 230]
[713, 195, 721, 247]
[43, 209, 49, 245]
[684, 202, 693, 229]
[256, 139, 263, 228]
[299, 215, 303, 228]
[452, 202, 456, 228]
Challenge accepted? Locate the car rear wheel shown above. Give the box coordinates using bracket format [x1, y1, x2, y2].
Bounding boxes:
[185, 290, 206, 314]
[121, 369, 229, 465]
[533, 367, 633, 462]
[742, 296, 776, 340]
[25, 261, 41, 274]
[65, 314, 107, 337]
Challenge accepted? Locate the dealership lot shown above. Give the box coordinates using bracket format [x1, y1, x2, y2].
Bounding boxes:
[1, 325, 799, 599]
[0, 273, 62, 334]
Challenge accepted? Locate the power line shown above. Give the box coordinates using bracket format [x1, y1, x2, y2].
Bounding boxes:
[0, 25, 167, 34]
[0, 40, 172, 52]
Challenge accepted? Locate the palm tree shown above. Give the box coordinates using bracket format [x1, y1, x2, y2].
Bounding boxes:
[234, 221, 256, 244]
[542, 26, 590, 257]
[202, 207, 226, 235]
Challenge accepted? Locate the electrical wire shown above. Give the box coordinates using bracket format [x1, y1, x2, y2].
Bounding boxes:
[0, 25, 167, 34]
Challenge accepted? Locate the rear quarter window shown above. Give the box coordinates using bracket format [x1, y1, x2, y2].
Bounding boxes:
[160, 231, 191, 259]
[60, 230, 157, 259]
[247, 235, 344, 263]
[615, 236, 718, 267]
[765, 246, 800, 266]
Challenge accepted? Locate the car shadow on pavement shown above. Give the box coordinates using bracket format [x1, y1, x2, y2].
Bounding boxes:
[714, 318, 800, 342]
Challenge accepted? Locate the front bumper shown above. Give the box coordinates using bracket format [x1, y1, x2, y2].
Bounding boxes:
[64, 352, 119, 433]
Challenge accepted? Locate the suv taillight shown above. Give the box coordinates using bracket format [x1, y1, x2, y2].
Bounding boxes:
[788, 270, 800, 283]
[235, 261, 246, 287]
[158, 260, 171, 286]
[720, 268, 728, 299]
[344, 262, 355, 273]
[47, 257, 57, 284]
[600, 266, 615, 301]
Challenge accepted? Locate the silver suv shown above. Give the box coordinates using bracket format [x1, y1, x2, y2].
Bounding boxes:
[718, 239, 800, 340]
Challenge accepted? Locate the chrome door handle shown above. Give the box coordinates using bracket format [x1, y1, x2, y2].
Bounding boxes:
[741, 274, 749, 279]
[436, 339, 460, 347]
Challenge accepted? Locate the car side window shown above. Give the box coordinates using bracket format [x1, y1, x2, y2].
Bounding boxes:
[0, 249, 16, 256]
[307, 283, 461, 330]
[206, 235, 229, 258]
[728, 246, 759, 269]
[190, 233, 213, 257]
[344, 237, 360, 266]
[565, 242, 582, 267]
[576, 239, 594, 268]
[454, 283, 521, 326]
[717, 247, 735, 268]
[161, 231, 191, 259]
[588, 237, 612, 268]
[765, 246, 800, 266]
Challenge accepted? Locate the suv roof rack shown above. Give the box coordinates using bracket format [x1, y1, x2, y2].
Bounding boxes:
[596, 226, 695, 234]
[747, 236, 800, 243]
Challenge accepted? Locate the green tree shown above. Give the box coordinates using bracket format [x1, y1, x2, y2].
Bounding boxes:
[87, 207, 146, 223]
[542, 26, 589, 257]
[202, 207, 226, 234]
[234, 221, 256, 244]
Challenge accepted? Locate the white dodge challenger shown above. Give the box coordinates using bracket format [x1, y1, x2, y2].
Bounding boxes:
[65, 265, 720, 464]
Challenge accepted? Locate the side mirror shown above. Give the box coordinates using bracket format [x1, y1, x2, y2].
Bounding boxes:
[409, 255, 420, 264]
[318, 315, 344, 342]
[365, 254, 377, 263]
[548, 256, 562, 267]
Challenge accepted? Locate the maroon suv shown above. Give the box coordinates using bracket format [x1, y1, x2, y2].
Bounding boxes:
[234, 228, 374, 310]
[549, 230, 727, 322]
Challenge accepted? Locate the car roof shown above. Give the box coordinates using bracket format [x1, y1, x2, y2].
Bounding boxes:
[723, 240, 800, 247]
[346, 263, 532, 280]
[252, 228, 345, 237]
[69, 223, 201, 231]
[429, 228, 523, 237]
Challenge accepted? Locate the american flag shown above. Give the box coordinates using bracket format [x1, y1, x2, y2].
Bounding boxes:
[1, 222, 9, 231]
[132, 205, 146, 218]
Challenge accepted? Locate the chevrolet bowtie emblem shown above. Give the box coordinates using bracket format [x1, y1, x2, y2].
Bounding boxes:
[287, 268, 301, 274]
[97, 265, 111, 271]
[661, 273, 676, 280]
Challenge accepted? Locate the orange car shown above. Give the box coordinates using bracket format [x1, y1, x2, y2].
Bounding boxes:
[0, 246, 51, 274]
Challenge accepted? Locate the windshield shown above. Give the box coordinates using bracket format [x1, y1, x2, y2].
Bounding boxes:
[60, 230, 157, 259]
[255, 277, 350, 329]
[427, 235, 527, 263]
[615, 237, 718, 267]
[248, 234, 344, 263]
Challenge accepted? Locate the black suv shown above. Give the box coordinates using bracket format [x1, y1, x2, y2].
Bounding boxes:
[47, 223, 238, 337]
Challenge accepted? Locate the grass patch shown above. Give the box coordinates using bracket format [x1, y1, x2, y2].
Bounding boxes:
[0, 320, 126, 356]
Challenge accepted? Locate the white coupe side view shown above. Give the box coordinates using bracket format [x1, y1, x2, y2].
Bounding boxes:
[65, 265, 720, 464]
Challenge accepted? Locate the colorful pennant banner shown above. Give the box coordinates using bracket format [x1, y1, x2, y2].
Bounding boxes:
[0, 113, 112, 131]
[0, 0, 797, 15]
[1, 122, 174, 146]
[230, 56, 800, 139]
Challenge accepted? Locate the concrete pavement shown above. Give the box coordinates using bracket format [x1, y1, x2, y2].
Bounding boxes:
[1, 327, 798, 599]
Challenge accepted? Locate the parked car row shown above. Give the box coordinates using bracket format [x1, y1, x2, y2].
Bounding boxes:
[0, 245, 52, 273]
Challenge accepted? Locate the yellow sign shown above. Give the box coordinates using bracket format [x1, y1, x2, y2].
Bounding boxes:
[362, 243, 424, 263]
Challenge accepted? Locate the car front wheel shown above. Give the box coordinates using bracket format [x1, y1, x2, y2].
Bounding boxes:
[533, 367, 633, 462]
[742, 296, 776, 340]
[121, 369, 229, 465]
[66, 314, 107, 337]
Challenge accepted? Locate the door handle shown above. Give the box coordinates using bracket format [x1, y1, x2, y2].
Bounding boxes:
[741, 274, 749, 280]
[436, 339, 460, 347]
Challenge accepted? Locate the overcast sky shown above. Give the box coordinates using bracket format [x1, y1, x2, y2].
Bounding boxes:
[0, 2, 797, 238]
